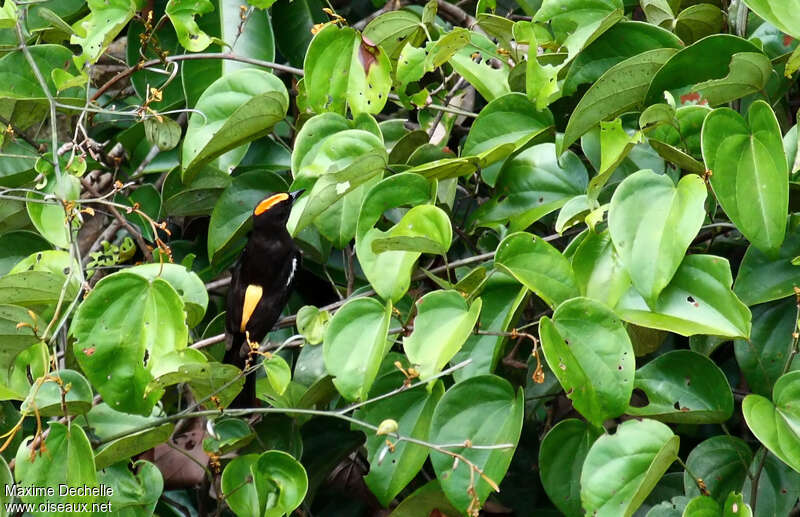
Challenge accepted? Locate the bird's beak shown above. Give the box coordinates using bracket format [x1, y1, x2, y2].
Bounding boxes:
[289, 189, 305, 202]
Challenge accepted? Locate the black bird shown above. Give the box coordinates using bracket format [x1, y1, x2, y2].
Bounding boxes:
[225, 191, 302, 407]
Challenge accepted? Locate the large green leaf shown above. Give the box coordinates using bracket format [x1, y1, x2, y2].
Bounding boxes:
[303, 24, 392, 115]
[181, 69, 289, 179]
[404, 290, 482, 381]
[354, 173, 434, 301]
[451, 273, 528, 382]
[71, 0, 141, 66]
[733, 223, 800, 306]
[734, 299, 799, 398]
[743, 371, 800, 473]
[644, 35, 766, 106]
[534, 0, 624, 60]
[0, 305, 40, 370]
[448, 33, 511, 102]
[741, 450, 800, 517]
[166, 0, 216, 52]
[702, 101, 788, 253]
[472, 143, 588, 230]
[494, 231, 579, 308]
[627, 350, 734, 423]
[429, 375, 523, 513]
[539, 297, 635, 427]
[683, 436, 753, 502]
[581, 419, 679, 517]
[354, 369, 443, 506]
[562, 48, 677, 152]
[222, 451, 308, 517]
[126, 263, 208, 328]
[743, 0, 800, 40]
[21, 369, 93, 418]
[540, 419, 603, 517]
[0, 270, 77, 308]
[207, 169, 288, 263]
[370, 204, 452, 255]
[15, 423, 98, 509]
[323, 297, 391, 401]
[572, 229, 631, 307]
[362, 10, 425, 59]
[26, 172, 80, 249]
[609, 169, 707, 307]
[97, 460, 163, 516]
[615, 255, 751, 339]
[388, 480, 461, 516]
[71, 272, 188, 415]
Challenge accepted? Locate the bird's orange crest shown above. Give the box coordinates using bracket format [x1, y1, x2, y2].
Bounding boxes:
[254, 193, 289, 215]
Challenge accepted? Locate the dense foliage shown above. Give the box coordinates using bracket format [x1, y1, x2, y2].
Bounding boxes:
[2, 0, 800, 515]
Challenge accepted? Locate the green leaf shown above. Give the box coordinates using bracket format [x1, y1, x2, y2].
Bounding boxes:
[355, 173, 434, 301]
[0, 270, 77, 308]
[296, 305, 330, 345]
[616, 255, 752, 339]
[743, 371, 800, 473]
[462, 93, 554, 180]
[0, 140, 39, 188]
[743, 0, 800, 40]
[388, 480, 461, 517]
[581, 419, 679, 517]
[429, 375, 523, 513]
[539, 297, 635, 426]
[207, 169, 288, 263]
[451, 273, 528, 382]
[15, 423, 98, 508]
[562, 48, 677, 152]
[684, 496, 723, 516]
[354, 371, 443, 506]
[404, 290, 482, 381]
[71, 272, 188, 415]
[126, 263, 208, 328]
[71, 0, 141, 66]
[221, 454, 262, 517]
[323, 297, 391, 401]
[609, 169, 707, 307]
[21, 369, 93, 418]
[94, 423, 175, 471]
[26, 173, 80, 249]
[472, 143, 588, 230]
[627, 350, 734, 423]
[702, 100, 789, 253]
[362, 10, 424, 59]
[253, 450, 308, 516]
[675, 4, 724, 44]
[683, 436, 753, 503]
[162, 166, 232, 217]
[144, 116, 182, 152]
[181, 68, 289, 179]
[734, 299, 798, 397]
[572, 229, 631, 307]
[204, 418, 255, 454]
[534, 0, 624, 60]
[722, 493, 752, 517]
[562, 21, 682, 96]
[0, 304, 39, 371]
[272, 0, 325, 68]
[303, 24, 392, 115]
[644, 35, 765, 106]
[264, 354, 291, 396]
[166, 0, 216, 52]
[448, 33, 511, 101]
[494, 231, 579, 308]
[733, 223, 800, 306]
[741, 450, 800, 517]
[98, 460, 163, 516]
[371, 205, 452, 255]
[540, 419, 602, 517]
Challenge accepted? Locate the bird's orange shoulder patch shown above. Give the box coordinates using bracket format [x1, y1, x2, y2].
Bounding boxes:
[254, 193, 289, 215]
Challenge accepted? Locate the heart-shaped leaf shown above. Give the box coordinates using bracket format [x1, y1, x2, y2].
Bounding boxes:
[97, 460, 163, 516]
[572, 229, 632, 307]
[354, 368, 443, 506]
[702, 100, 788, 253]
[540, 419, 603, 517]
[615, 254, 751, 339]
[70, 272, 188, 415]
[733, 223, 800, 306]
[404, 290, 482, 381]
[371, 205, 452, 255]
[495, 232, 579, 308]
[683, 436, 753, 502]
[743, 371, 800, 473]
[429, 375, 523, 513]
[253, 451, 308, 517]
[539, 297, 635, 427]
[21, 369, 93, 418]
[609, 169, 707, 307]
[627, 350, 734, 423]
[323, 297, 391, 401]
[182, 68, 289, 179]
[581, 419, 679, 517]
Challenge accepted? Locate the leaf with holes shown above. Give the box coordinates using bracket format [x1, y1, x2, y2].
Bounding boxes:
[627, 350, 734, 423]
[539, 297, 634, 427]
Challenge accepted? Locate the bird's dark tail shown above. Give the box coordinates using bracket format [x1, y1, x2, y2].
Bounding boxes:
[224, 332, 257, 409]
